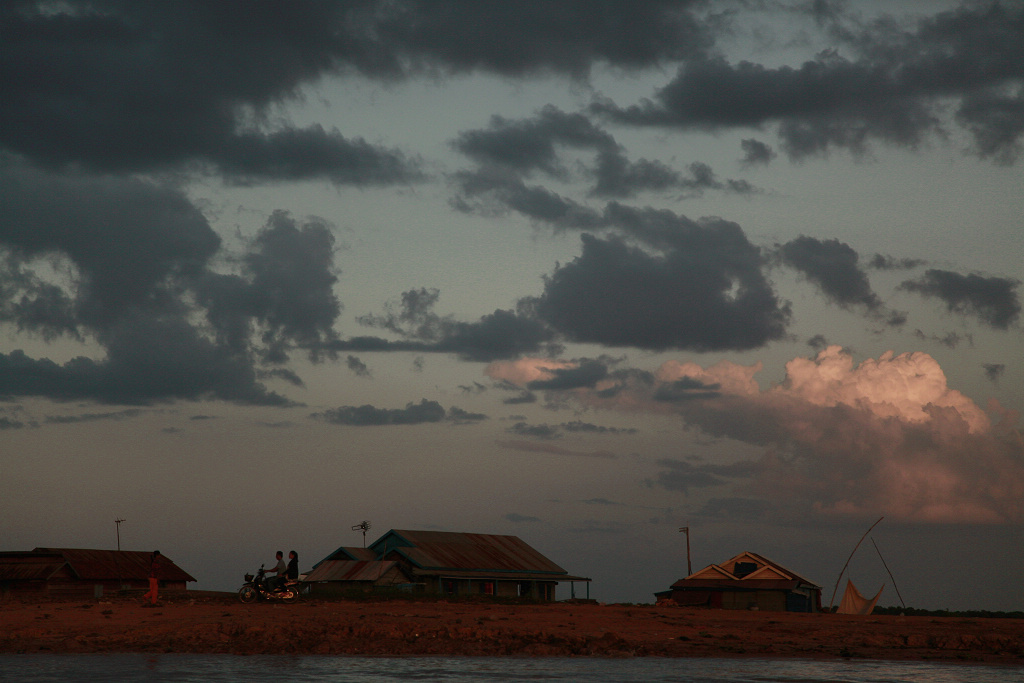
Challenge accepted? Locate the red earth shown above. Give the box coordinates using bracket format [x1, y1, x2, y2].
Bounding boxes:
[2, 593, 1022, 663]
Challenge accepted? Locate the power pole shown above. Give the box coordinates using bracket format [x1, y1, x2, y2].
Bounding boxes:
[678, 527, 692, 576]
[115, 518, 125, 551]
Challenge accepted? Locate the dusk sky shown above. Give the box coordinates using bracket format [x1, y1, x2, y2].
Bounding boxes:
[2, 1, 1022, 610]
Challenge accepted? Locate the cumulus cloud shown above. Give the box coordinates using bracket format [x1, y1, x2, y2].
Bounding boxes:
[534, 219, 791, 351]
[492, 347, 1023, 523]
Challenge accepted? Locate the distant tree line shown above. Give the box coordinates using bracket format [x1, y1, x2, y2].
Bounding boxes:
[873, 606, 1024, 619]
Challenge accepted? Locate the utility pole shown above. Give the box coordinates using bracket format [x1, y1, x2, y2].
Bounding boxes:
[678, 527, 692, 576]
[114, 518, 125, 592]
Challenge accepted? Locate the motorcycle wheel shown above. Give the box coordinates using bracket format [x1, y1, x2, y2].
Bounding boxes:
[281, 588, 298, 604]
[238, 586, 257, 604]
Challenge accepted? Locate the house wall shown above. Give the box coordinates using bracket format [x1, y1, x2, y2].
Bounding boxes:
[721, 590, 788, 611]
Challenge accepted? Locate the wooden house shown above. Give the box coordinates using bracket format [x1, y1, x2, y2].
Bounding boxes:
[306, 529, 590, 600]
[656, 551, 821, 612]
[0, 548, 195, 599]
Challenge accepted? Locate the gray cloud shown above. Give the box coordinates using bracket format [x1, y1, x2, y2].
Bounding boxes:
[739, 138, 776, 166]
[452, 106, 756, 202]
[535, 224, 791, 351]
[505, 513, 540, 523]
[346, 356, 371, 377]
[778, 235, 906, 325]
[313, 398, 448, 426]
[983, 363, 1006, 383]
[900, 269, 1021, 329]
[591, 3, 1024, 163]
[352, 288, 561, 361]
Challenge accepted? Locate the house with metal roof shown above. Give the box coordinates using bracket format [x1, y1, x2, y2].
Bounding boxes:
[0, 548, 195, 599]
[655, 551, 821, 612]
[306, 529, 590, 600]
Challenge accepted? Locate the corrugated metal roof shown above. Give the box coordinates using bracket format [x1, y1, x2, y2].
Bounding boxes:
[321, 547, 377, 563]
[674, 551, 819, 589]
[303, 560, 399, 583]
[31, 548, 196, 582]
[411, 568, 591, 582]
[378, 530, 569, 575]
[0, 552, 66, 581]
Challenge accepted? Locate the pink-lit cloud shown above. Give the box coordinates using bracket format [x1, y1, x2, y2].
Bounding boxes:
[488, 347, 1024, 524]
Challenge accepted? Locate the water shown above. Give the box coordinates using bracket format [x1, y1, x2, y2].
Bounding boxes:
[1, 655, 1020, 682]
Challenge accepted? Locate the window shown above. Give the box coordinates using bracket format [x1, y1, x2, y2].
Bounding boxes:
[480, 581, 494, 595]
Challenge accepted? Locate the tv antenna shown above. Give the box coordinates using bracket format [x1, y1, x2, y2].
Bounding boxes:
[352, 520, 371, 547]
[114, 518, 125, 551]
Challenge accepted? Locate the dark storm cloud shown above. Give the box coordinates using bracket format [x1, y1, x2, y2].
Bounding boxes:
[1, 165, 220, 329]
[739, 138, 776, 166]
[534, 220, 791, 351]
[900, 269, 1021, 329]
[195, 211, 342, 363]
[346, 356, 371, 377]
[0, 320, 290, 407]
[352, 288, 560, 361]
[777, 235, 897, 319]
[0, 167, 342, 405]
[867, 254, 927, 271]
[591, 2, 1024, 162]
[1, 1, 712, 176]
[215, 127, 422, 186]
[368, 0, 713, 78]
[452, 106, 615, 176]
[0, 2, 421, 181]
[452, 106, 756, 203]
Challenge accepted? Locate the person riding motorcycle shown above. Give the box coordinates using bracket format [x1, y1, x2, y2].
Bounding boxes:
[267, 550, 286, 591]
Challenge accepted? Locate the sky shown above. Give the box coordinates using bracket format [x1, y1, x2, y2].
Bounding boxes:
[1, 0, 1022, 611]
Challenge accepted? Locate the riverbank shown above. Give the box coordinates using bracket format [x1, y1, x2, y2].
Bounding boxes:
[3, 594, 1022, 663]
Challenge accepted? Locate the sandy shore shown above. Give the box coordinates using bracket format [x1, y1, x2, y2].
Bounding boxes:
[2, 594, 1022, 663]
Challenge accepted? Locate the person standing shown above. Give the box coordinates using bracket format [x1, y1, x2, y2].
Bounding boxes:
[143, 550, 162, 606]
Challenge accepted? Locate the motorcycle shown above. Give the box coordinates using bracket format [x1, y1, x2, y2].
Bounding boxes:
[238, 564, 301, 604]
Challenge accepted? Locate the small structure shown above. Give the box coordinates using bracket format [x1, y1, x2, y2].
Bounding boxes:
[306, 529, 590, 600]
[0, 548, 196, 599]
[656, 551, 821, 612]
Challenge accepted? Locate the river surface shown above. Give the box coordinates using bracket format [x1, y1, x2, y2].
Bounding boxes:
[1, 655, 1021, 682]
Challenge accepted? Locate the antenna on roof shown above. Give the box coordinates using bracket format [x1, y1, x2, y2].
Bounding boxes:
[352, 520, 371, 547]
[114, 518, 125, 551]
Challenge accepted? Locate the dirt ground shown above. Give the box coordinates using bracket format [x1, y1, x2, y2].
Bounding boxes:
[2, 593, 1022, 662]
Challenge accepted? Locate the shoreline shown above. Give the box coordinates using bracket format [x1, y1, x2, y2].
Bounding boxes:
[3, 594, 1022, 663]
